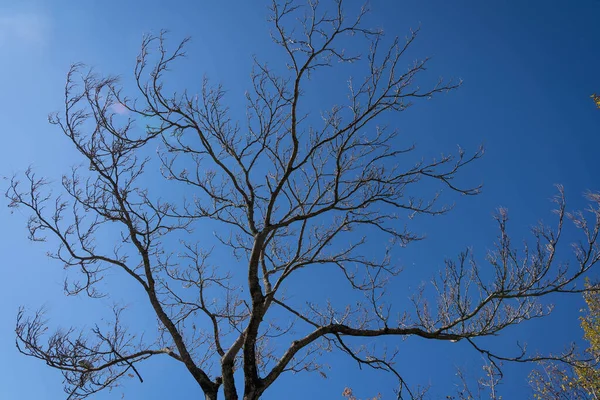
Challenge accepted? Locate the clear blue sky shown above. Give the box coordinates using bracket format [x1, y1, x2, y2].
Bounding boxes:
[1, 0, 599, 398]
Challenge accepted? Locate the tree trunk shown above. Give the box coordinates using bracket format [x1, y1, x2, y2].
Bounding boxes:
[242, 385, 264, 400]
[205, 390, 218, 400]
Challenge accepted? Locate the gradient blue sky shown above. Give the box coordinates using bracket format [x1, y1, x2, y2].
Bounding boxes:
[1, 0, 600, 399]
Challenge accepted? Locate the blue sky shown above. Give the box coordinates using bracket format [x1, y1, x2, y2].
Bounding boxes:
[1, 0, 600, 399]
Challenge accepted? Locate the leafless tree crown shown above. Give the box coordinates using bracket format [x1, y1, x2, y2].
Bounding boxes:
[7, 1, 600, 399]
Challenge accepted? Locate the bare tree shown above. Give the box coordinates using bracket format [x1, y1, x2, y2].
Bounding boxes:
[6, 1, 600, 399]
